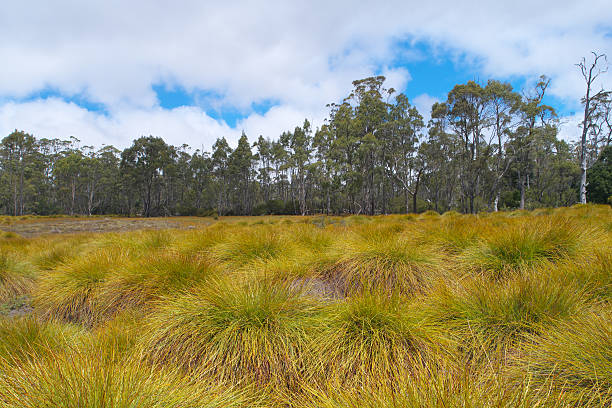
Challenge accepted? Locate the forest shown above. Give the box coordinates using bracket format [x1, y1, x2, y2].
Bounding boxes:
[1, 74, 611, 217]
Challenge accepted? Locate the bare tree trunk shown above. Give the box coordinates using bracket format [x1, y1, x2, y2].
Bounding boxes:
[577, 52, 608, 204]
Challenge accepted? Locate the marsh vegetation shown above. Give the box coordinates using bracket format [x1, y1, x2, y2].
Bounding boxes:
[0, 205, 610, 407]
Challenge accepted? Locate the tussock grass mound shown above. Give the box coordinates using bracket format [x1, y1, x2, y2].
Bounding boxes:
[311, 293, 435, 386]
[210, 226, 293, 268]
[0, 348, 263, 408]
[298, 359, 567, 408]
[460, 217, 590, 278]
[427, 273, 584, 348]
[99, 252, 217, 313]
[31, 240, 81, 270]
[0, 253, 34, 303]
[553, 247, 612, 302]
[34, 249, 131, 326]
[171, 226, 228, 256]
[140, 278, 321, 386]
[0, 207, 609, 406]
[420, 216, 482, 254]
[515, 310, 612, 405]
[323, 227, 438, 295]
[0, 317, 84, 365]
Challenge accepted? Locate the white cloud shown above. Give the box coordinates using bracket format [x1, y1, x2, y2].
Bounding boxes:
[412, 93, 441, 123]
[557, 113, 584, 144]
[0, 0, 610, 146]
[0, 98, 240, 150]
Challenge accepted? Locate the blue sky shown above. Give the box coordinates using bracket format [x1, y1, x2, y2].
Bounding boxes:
[0, 1, 610, 148]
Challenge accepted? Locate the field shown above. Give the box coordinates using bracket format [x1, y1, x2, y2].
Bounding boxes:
[0, 205, 611, 407]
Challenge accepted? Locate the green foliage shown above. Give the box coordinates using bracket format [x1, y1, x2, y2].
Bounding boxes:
[587, 146, 612, 204]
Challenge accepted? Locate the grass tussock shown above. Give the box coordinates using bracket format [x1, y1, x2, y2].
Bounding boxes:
[99, 252, 217, 313]
[140, 278, 321, 386]
[33, 249, 131, 326]
[0, 205, 609, 406]
[460, 217, 591, 278]
[0, 348, 264, 408]
[0, 253, 34, 303]
[297, 358, 573, 408]
[427, 273, 585, 348]
[311, 292, 436, 386]
[323, 226, 439, 295]
[210, 226, 293, 268]
[0, 317, 84, 365]
[515, 310, 612, 404]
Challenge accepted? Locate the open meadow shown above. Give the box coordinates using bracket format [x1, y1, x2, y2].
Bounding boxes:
[0, 205, 610, 407]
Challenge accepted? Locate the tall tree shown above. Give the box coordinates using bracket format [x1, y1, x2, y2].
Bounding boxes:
[120, 136, 173, 217]
[577, 52, 608, 204]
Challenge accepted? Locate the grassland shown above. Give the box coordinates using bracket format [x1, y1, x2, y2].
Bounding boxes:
[0, 205, 610, 407]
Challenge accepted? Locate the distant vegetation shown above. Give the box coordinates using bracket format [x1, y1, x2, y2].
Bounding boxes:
[2, 69, 611, 217]
[0, 204, 610, 406]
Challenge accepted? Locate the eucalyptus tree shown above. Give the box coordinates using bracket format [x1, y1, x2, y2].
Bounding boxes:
[211, 137, 231, 216]
[484, 80, 521, 211]
[385, 93, 424, 213]
[0, 130, 38, 215]
[289, 120, 313, 215]
[444, 81, 492, 213]
[509, 76, 556, 209]
[577, 52, 608, 204]
[228, 132, 256, 215]
[120, 136, 174, 217]
[254, 136, 273, 203]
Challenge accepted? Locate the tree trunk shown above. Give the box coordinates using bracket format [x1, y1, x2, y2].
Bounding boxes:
[412, 169, 422, 214]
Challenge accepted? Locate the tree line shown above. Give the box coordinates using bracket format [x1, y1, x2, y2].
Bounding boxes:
[1, 61, 611, 217]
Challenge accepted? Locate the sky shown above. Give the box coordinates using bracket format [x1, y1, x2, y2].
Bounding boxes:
[0, 1, 611, 151]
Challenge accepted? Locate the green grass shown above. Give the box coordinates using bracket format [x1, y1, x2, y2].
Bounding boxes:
[460, 216, 591, 279]
[140, 278, 321, 386]
[0, 253, 34, 303]
[427, 273, 585, 349]
[311, 292, 437, 386]
[0, 204, 609, 406]
[516, 310, 612, 404]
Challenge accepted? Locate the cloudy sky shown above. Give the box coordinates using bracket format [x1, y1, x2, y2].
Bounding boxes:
[0, 1, 610, 150]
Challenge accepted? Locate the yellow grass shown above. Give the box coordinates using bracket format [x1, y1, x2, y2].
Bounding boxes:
[0, 204, 609, 406]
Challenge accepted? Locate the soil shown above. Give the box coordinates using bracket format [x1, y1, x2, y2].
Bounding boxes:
[0, 217, 212, 237]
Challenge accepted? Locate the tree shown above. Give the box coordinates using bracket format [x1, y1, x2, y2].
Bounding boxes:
[211, 137, 231, 216]
[386, 94, 423, 213]
[586, 145, 612, 204]
[290, 120, 313, 215]
[484, 80, 521, 211]
[0, 130, 38, 215]
[120, 136, 173, 217]
[228, 132, 256, 215]
[577, 52, 608, 204]
[445, 81, 491, 213]
[509, 76, 556, 209]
